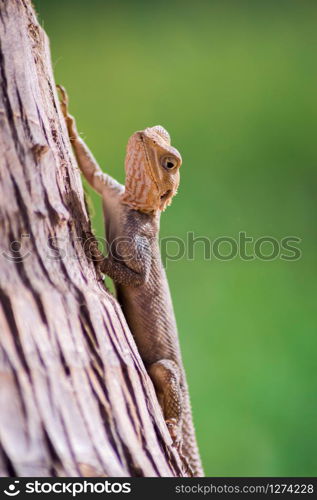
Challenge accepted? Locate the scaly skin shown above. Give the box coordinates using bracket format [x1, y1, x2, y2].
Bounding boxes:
[58, 85, 203, 476]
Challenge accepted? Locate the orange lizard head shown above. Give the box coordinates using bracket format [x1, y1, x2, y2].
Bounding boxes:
[121, 125, 182, 213]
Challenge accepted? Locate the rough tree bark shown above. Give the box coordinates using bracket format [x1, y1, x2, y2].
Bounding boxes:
[0, 0, 184, 477]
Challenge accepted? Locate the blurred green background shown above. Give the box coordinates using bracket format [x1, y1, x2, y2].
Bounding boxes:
[33, 0, 317, 476]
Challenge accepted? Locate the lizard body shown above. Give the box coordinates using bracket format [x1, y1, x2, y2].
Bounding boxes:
[58, 86, 203, 477]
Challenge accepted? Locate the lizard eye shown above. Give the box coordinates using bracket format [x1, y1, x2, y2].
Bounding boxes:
[161, 156, 178, 170]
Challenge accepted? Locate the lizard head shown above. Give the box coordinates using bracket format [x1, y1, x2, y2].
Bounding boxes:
[122, 125, 182, 213]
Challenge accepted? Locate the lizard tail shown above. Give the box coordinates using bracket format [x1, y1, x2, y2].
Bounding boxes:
[181, 389, 204, 477]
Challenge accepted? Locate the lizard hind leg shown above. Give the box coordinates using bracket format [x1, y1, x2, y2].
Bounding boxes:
[148, 359, 183, 447]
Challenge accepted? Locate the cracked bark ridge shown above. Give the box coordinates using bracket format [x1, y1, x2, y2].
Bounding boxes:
[0, 0, 185, 477]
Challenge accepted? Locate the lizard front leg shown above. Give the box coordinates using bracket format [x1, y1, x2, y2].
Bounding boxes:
[148, 359, 183, 447]
[57, 85, 123, 196]
[100, 234, 151, 286]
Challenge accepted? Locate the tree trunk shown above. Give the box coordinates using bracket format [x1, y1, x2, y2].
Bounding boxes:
[0, 0, 184, 477]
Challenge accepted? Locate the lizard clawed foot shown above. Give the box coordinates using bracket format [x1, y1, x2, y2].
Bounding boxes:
[56, 85, 77, 140]
[56, 84, 69, 118]
[165, 418, 182, 448]
[166, 418, 193, 476]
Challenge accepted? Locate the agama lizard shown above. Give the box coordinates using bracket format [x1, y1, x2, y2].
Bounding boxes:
[58, 86, 203, 477]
